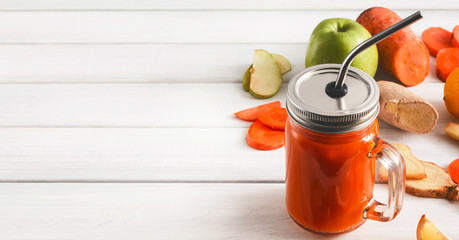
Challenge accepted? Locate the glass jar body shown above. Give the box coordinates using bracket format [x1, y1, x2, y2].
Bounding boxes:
[285, 117, 379, 234]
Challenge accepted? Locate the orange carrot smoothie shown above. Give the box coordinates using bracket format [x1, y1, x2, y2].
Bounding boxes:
[285, 118, 378, 234]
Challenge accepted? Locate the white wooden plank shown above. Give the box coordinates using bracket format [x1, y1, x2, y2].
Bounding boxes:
[0, 123, 457, 182]
[0, 44, 443, 84]
[0, 0, 458, 10]
[0, 83, 286, 127]
[0, 43, 306, 83]
[0, 10, 454, 43]
[0, 83, 449, 127]
[0, 81, 454, 181]
[0, 183, 457, 239]
[0, 128, 285, 182]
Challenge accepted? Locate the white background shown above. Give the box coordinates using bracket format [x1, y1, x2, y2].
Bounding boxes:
[0, 1, 458, 239]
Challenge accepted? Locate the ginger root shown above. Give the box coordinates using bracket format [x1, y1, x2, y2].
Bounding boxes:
[377, 143, 426, 182]
[406, 162, 458, 201]
[377, 142, 458, 200]
[444, 122, 459, 141]
[377, 81, 439, 134]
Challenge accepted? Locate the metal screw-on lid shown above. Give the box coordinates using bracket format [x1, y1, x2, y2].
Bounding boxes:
[286, 64, 379, 134]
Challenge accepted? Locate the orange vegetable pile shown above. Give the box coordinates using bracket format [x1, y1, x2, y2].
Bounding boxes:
[422, 25, 459, 81]
[449, 158, 459, 184]
[258, 107, 288, 131]
[234, 101, 280, 121]
[234, 101, 288, 150]
[422, 27, 453, 56]
[452, 26, 459, 47]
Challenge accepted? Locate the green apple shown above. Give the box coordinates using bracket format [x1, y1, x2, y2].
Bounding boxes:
[305, 18, 378, 77]
[249, 49, 282, 99]
[242, 53, 291, 92]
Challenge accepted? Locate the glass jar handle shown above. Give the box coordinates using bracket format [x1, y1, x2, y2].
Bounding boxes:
[364, 138, 406, 222]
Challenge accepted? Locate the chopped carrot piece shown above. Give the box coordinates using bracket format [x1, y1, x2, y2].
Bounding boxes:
[452, 25, 459, 48]
[257, 107, 288, 130]
[449, 158, 459, 184]
[246, 120, 285, 150]
[391, 40, 430, 87]
[436, 48, 459, 81]
[422, 27, 452, 56]
[234, 101, 281, 122]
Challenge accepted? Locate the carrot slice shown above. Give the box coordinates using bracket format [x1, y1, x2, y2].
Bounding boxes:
[257, 107, 288, 130]
[422, 27, 452, 57]
[436, 48, 459, 81]
[449, 158, 459, 184]
[246, 120, 285, 150]
[392, 39, 430, 87]
[452, 25, 459, 48]
[234, 101, 281, 122]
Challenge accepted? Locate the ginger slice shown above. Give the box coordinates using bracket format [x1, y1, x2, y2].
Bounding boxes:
[406, 162, 458, 200]
[378, 81, 438, 134]
[377, 143, 426, 182]
[444, 122, 459, 141]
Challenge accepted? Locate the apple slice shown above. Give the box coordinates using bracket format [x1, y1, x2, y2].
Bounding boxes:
[249, 50, 283, 99]
[272, 54, 292, 75]
[242, 53, 291, 92]
[242, 64, 253, 92]
[417, 214, 450, 240]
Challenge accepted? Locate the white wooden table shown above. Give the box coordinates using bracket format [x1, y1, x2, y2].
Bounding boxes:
[0, 1, 458, 239]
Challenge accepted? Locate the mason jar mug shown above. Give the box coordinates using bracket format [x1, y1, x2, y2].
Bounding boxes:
[285, 64, 406, 234]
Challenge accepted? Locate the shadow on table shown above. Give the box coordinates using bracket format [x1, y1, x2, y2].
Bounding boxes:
[223, 184, 341, 239]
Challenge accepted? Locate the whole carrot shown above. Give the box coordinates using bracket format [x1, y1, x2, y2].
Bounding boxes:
[357, 7, 429, 87]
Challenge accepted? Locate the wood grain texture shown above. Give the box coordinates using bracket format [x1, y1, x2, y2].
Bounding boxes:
[0, 0, 458, 10]
[0, 83, 450, 127]
[0, 10, 454, 43]
[0, 83, 287, 127]
[0, 44, 305, 83]
[0, 44, 442, 84]
[0, 124, 457, 182]
[0, 1, 457, 239]
[0, 183, 457, 240]
[0, 128, 285, 182]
